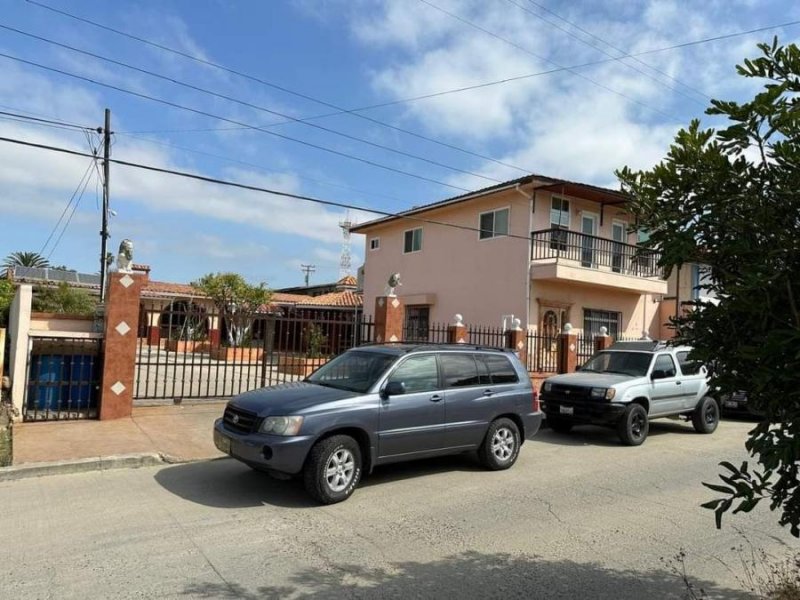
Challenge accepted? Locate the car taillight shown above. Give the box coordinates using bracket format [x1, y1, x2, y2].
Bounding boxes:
[532, 389, 540, 412]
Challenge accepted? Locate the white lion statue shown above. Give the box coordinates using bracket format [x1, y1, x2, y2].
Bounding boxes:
[385, 272, 402, 297]
[116, 239, 134, 273]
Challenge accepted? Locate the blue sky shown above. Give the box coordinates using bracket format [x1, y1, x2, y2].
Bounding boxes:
[0, 0, 797, 288]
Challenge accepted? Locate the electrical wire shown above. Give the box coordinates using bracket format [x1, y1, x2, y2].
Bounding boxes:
[417, 0, 683, 122]
[0, 109, 94, 131]
[0, 134, 557, 242]
[39, 159, 96, 255]
[0, 52, 476, 193]
[47, 163, 96, 259]
[0, 23, 510, 186]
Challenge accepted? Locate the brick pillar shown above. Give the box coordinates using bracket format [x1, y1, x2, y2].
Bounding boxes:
[504, 318, 526, 362]
[100, 272, 145, 420]
[595, 330, 613, 353]
[208, 314, 221, 347]
[374, 296, 404, 343]
[448, 314, 468, 344]
[558, 327, 578, 373]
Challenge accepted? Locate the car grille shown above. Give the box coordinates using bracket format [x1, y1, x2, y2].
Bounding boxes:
[223, 405, 260, 434]
[547, 384, 593, 401]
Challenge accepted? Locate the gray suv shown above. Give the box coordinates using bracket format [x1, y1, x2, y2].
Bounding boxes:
[540, 341, 718, 446]
[214, 344, 541, 504]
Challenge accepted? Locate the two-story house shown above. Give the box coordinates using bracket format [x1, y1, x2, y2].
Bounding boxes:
[351, 174, 669, 340]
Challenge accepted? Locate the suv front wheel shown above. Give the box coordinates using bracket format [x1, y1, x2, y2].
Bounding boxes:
[617, 403, 649, 446]
[479, 418, 521, 470]
[303, 435, 362, 504]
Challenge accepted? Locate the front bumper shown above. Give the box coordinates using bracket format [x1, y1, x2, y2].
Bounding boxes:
[540, 395, 626, 425]
[213, 418, 315, 475]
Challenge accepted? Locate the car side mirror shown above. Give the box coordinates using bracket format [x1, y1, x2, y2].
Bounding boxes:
[382, 381, 406, 398]
[650, 369, 667, 380]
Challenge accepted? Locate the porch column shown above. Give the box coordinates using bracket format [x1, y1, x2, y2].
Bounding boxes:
[595, 326, 613, 353]
[208, 314, 221, 346]
[374, 296, 404, 343]
[448, 314, 468, 344]
[99, 272, 145, 420]
[505, 317, 526, 363]
[145, 301, 165, 346]
[558, 323, 578, 374]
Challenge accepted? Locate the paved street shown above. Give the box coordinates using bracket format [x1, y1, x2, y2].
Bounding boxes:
[1, 418, 794, 599]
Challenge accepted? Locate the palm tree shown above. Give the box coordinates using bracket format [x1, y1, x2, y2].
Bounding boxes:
[2, 251, 50, 270]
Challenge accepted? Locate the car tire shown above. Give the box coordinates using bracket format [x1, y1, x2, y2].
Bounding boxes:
[479, 418, 521, 471]
[547, 416, 573, 434]
[303, 435, 362, 505]
[617, 403, 649, 446]
[692, 396, 719, 434]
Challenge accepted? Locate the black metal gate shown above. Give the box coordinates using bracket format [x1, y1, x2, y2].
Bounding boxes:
[24, 336, 102, 421]
[134, 306, 374, 401]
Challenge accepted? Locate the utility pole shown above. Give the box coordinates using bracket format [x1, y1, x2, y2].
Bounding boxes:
[301, 264, 316, 288]
[99, 108, 111, 301]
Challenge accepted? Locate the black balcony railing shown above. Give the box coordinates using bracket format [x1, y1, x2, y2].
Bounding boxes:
[531, 229, 662, 278]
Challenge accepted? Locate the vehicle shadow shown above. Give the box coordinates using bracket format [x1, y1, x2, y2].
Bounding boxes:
[155, 453, 485, 509]
[180, 549, 752, 599]
[534, 418, 703, 447]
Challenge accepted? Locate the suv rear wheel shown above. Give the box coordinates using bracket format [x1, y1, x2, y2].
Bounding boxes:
[479, 418, 521, 470]
[692, 396, 719, 434]
[303, 435, 362, 504]
[617, 403, 649, 446]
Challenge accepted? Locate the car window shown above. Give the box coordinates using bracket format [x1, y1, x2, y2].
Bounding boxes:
[307, 350, 396, 393]
[581, 351, 653, 377]
[653, 354, 677, 377]
[676, 351, 702, 375]
[386, 355, 439, 394]
[440, 354, 481, 388]
[479, 354, 519, 384]
[475, 355, 491, 385]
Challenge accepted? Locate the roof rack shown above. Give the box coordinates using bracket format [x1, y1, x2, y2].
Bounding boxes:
[607, 340, 669, 352]
[357, 341, 510, 353]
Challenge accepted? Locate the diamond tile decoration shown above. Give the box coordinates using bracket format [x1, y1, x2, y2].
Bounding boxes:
[119, 274, 134, 288]
[110, 381, 126, 396]
[517, 341, 524, 350]
[389, 335, 399, 342]
[376, 334, 383, 343]
[115, 321, 131, 336]
[377, 298, 385, 308]
[391, 298, 400, 309]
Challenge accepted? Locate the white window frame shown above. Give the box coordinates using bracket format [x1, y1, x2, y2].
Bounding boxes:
[478, 206, 510, 240]
[369, 237, 380, 251]
[403, 227, 423, 254]
[550, 196, 571, 229]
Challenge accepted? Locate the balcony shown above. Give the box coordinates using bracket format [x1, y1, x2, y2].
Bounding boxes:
[530, 229, 667, 295]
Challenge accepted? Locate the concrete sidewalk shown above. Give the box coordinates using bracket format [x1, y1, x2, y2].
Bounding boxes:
[10, 402, 226, 467]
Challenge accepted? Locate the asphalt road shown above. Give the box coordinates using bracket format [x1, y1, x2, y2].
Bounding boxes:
[1, 418, 795, 599]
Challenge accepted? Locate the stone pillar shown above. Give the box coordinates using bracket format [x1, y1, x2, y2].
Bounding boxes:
[8, 285, 32, 421]
[374, 296, 404, 343]
[99, 272, 145, 420]
[448, 314, 468, 344]
[208, 314, 221, 347]
[145, 304, 163, 346]
[504, 317, 526, 362]
[595, 326, 613, 353]
[558, 324, 578, 374]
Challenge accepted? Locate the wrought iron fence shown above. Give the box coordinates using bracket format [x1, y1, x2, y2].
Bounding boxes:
[24, 336, 102, 421]
[526, 333, 558, 373]
[466, 324, 506, 348]
[134, 306, 374, 401]
[576, 333, 595, 367]
[403, 321, 449, 343]
[531, 229, 662, 278]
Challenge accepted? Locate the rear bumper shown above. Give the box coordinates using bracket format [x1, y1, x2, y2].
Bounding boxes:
[540, 396, 626, 425]
[213, 418, 315, 475]
[521, 411, 544, 440]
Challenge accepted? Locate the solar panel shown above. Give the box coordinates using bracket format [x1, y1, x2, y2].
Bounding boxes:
[12, 266, 99, 287]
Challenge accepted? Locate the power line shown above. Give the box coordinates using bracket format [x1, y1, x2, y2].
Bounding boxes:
[0, 134, 546, 242]
[47, 163, 96, 259]
[39, 159, 96, 255]
[0, 52, 475, 193]
[0, 24, 510, 186]
[23, 0, 531, 176]
[507, 0, 711, 103]
[0, 109, 94, 131]
[417, 0, 682, 122]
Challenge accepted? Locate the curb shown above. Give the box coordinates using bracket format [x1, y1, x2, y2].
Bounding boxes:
[0, 452, 169, 482]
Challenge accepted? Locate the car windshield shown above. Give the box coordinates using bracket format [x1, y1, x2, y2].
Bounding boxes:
[580, 351, 653, 377]
[306, 350, 396, 393]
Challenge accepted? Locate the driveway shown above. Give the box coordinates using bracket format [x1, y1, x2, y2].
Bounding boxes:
[1, 418, 793, 599]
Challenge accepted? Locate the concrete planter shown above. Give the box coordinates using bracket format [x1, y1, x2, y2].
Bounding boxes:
[165, 340, 211, 354]
[210, 346, 264, 363]
[278, 355, 329, 377]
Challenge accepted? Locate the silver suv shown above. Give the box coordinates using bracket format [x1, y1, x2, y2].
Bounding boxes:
[539, 341, 718, 445]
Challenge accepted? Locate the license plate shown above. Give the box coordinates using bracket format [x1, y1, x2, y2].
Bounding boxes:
[214, 430, 231, 454]
[724, 401, 739, 409]
[559, 405, 574, 415]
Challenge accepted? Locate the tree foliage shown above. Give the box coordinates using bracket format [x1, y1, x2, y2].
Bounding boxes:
[192, 273, 272, 347]
[32, 283, 97, 316]
[617, 39, 800, 537]
[0, 279, 14, 327]
[2, 251, 49, 269]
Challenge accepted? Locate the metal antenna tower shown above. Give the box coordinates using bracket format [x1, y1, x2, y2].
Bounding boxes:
[339, 211, 354, 279]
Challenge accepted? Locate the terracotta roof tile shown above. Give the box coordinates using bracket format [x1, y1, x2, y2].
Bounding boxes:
[336, 275, 358, 286]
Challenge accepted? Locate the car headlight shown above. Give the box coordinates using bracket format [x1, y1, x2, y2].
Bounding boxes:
[260, 416, 304, 436]
[591, 388, 616, 400]
[542, 382, 552, 392]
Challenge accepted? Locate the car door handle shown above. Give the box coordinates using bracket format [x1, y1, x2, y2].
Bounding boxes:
[483, 390, 495, 397]
[430, 395, 443, 402]
[676, 381, 682, 385]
